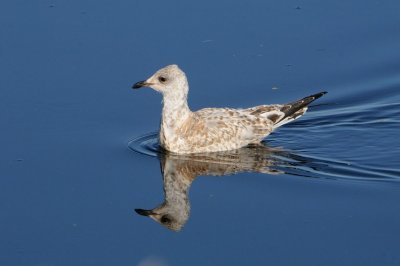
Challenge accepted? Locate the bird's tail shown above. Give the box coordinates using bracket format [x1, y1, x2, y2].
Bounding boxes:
[273, 91, 327, 129]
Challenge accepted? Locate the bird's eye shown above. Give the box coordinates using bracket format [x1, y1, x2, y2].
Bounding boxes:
[158, 76, 167, 83]
[160, 215, 171, 224]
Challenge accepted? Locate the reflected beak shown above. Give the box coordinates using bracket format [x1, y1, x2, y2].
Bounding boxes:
[135, 208, 156, 216]
[132, 80, 149, 89]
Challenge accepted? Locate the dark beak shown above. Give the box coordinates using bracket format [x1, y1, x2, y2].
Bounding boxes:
[135, 208, 155, 216]
[132, 80, 148, 89]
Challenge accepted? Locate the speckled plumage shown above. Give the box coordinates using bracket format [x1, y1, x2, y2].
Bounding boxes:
[133, 64, 326, 154]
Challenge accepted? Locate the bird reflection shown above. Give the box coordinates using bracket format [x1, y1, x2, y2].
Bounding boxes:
[135, 142, 322, 231]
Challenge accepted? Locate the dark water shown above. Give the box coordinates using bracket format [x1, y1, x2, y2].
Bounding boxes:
[1, 0, 400, 265]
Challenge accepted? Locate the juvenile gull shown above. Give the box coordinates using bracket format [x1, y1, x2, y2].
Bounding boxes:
[132, 64, 326, 154]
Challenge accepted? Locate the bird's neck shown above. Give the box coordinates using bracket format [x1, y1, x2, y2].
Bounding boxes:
[161, 91, 191, 128]
[164, 172, 191, 211]
[162, 159, 193, 217]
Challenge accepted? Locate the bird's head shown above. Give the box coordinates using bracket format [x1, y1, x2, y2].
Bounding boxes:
[132, 64, 188, 96]
[135, 204, 188, 232]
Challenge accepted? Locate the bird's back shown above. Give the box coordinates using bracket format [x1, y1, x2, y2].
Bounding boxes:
[161, 92, 326, 153]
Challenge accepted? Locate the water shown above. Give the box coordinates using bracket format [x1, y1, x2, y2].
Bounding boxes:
[1, 0, 400, 265]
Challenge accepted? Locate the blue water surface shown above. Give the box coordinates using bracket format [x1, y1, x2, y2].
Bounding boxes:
[1, 0, 400, 265]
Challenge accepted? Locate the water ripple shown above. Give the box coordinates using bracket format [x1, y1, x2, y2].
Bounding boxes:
[128, 132, 161, 157]
[128, 132, 400, 183]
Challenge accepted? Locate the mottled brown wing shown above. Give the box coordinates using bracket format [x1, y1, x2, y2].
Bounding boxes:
[193, 107, 275, 145]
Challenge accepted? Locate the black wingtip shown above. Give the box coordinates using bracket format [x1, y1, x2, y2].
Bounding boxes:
[311, 91, 328, 100]
[278, 91, 328, 122]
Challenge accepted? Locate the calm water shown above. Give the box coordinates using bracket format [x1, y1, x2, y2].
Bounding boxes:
[1, 0, 400, 265]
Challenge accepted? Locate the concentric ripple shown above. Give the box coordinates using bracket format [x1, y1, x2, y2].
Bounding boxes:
[128, 132, 161, 157]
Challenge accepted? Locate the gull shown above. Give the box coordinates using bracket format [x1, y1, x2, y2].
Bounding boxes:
[132, 64, 326, 154]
